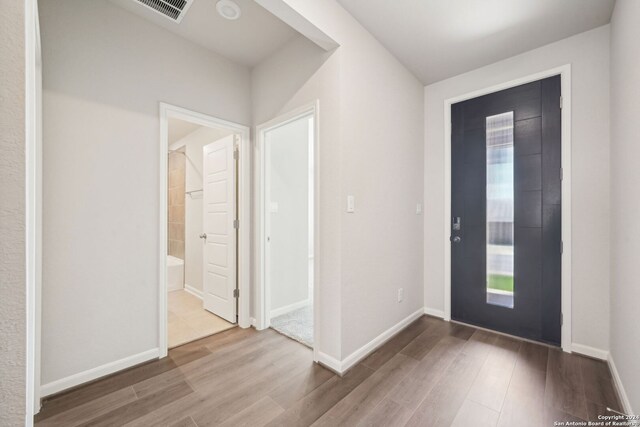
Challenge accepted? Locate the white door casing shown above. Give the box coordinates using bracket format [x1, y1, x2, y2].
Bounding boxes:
[202, 136, 237, 323]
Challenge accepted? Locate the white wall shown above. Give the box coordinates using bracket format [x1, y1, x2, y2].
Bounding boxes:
[609, 0, 640, 413]
[332, 5, 425, 358]
[0, 1, 27, 423]
[39, 0, 251, 388]
[424, 25, 611, 352]
[171, 128, 233, 293]
[267, 116, 310, 314]
[254, 0, 425, 360]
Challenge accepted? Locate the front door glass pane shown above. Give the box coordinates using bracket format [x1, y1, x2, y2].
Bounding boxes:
[486, 112, 514, 308]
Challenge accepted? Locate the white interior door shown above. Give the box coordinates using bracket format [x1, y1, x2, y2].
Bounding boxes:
[202, 136, 237, 323]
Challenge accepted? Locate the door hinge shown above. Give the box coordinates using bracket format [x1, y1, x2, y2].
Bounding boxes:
[561, 240, 564, 254]
[233, 219, 239, 229]
[560, 167, 564, 181]
[233, 149, 239, 160]
[561, 313, 563, 326]
[233, 288, 239, 298]
[560, 96, 563, 109]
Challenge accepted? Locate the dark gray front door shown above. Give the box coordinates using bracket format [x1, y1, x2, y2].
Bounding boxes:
[451, 76, 562, 346]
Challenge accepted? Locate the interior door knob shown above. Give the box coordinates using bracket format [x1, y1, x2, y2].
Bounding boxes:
[451, 236, 461, 243]
[199, 233, 207, 240]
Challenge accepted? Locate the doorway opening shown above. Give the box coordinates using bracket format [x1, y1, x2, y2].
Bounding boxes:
[257, 104, 318, 354]
[160, 104, 250, 355]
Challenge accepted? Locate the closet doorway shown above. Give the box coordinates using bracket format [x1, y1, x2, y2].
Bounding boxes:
[257, 103, 318, 356]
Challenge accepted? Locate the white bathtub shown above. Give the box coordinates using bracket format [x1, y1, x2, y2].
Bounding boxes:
[167, 255, 184, 291]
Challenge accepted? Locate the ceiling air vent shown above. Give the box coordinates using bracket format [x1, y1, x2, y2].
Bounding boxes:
[134, 0, 194, 23]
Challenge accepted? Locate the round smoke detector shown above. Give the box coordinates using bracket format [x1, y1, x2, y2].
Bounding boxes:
[216, 0, 241, 20]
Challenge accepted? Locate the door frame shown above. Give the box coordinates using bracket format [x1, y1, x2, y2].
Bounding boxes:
[443, 65, 572, 352]
[26, 0, 42, 419]
[159, 103, 251, 357]
[255, 101, 320, 362]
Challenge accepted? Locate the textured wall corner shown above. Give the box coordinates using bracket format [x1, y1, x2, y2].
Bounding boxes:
[610, 0, 640, 413]
[0, 0, 27, 425]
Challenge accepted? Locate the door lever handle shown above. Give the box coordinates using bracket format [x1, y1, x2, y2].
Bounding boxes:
[450, 236, 461, 243]
[199, 233, 207, 240]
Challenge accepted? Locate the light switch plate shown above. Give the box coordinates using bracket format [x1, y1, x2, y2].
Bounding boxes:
[347, 195, 355, 213]
[270, 202, 279, 213]
[416, 203, 422, 214]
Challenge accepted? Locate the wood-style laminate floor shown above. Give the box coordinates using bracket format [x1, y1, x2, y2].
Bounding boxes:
[35, 316, 623, 426]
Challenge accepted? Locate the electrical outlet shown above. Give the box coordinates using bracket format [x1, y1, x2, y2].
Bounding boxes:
[397, 288, 404, 303]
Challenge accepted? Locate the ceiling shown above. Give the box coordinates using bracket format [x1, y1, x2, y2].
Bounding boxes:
[168, 118, 234, 146]
[337, 0, 615, 84]
[111, 0, 298, 67]
[168, 119, 201, 144]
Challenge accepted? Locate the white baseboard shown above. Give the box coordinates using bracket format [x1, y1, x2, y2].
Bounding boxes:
[317, 351, 342, 375]
[571, 343, 609, 360]
[270, 298, 310, 319]
[608, 353, 634, 415]
[334, 308, 424, 375]
[424, 307, 446, 319]
[184, 284, 203, 300]
[40, 348, 160, 397]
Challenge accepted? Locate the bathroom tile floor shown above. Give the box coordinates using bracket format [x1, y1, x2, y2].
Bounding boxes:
[168, 290, 235, 348]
